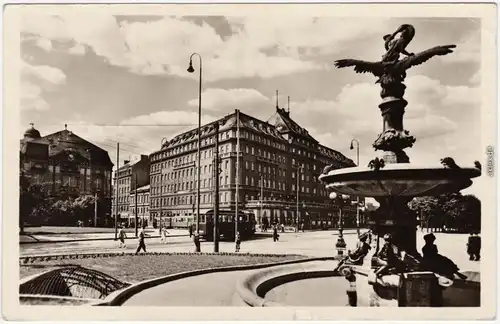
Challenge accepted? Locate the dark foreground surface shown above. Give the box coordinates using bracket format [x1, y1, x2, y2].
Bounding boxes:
[20, 253, 307, 283]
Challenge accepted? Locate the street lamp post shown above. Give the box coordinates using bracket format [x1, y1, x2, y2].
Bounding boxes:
[350, 139, 361, 235]
[187, 53, 202, 252]
[86, 148, 98, 227]
[292, 163, 303, 233]
[330, 192, 349, 259]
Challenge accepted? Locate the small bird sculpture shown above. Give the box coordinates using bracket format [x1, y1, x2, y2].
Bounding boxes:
[474, 160, 482, 172]
[440, 157, 460, 169]
[368, 158, 385, 171]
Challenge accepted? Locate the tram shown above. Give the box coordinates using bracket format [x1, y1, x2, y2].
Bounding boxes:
[199, 209, 256, 241]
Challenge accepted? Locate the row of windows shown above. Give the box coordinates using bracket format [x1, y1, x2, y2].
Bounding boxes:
[152, 159, 320, 185]
[151, 192, 231, 208]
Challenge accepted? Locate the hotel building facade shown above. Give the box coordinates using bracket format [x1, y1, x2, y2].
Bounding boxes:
[148, 107, 362, 230]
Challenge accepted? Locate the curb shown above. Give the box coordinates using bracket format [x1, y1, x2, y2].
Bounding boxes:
[19, 251, 306, 264]
[95, 256, 335, 306]
[235, 263, 340, 307]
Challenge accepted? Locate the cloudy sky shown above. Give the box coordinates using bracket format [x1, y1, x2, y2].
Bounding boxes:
[20, 14, 483, 195]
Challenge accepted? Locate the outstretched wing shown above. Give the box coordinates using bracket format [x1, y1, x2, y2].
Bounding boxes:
[334, 59, 384, 76]
[397, 45, 457, 70]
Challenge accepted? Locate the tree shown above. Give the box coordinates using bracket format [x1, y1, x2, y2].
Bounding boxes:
[72, 195, 97, 225]
[409, 193, 482, 232]
[19, 172, 52, 231]
[459, 194, 481, 232]
[408, 196, 440, 228]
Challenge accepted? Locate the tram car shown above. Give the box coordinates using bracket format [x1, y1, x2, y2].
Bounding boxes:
[169, 215, 194, 229]
[199, 209, 256, 241]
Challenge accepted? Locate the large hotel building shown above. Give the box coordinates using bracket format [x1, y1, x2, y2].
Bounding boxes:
[148, 106, 361, 230]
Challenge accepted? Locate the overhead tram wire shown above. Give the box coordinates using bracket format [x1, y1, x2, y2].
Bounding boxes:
[61, 123, 197, 127]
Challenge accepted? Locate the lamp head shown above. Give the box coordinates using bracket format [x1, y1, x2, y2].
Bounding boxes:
[350, 143, 354, 150]
[329, 192, 338, 200]
[187, 59, 195, 73]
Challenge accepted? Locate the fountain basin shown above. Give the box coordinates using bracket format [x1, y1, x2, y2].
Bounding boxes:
[319, 163, 481, 197]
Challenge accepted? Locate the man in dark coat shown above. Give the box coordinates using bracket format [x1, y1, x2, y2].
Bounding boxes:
[467, 233, 476, 260]
[472, 233, 481, 261]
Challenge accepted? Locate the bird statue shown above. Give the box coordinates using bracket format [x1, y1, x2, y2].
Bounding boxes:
[474, 161, 482, 172]
[440, 157, 460, 169]
[368, 158, 385, 171]
[322, 164, 334, 175]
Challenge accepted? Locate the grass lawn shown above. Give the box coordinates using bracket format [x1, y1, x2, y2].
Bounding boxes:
[20, 253, 308, 283]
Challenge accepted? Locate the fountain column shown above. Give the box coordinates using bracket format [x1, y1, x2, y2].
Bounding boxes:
[373, 196, 417, 256]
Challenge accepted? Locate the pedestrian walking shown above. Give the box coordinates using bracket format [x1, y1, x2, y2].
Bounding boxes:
[235, 232, 241, 252]
[193, 233, 201, 252]
[473, 232, 481, 261]
[135, 224, 148, 254]
[189, 223, 193, 238]
[273, 226, 280, 242]
[160, 226, 169, 244]
[467, 233, 475, 260]
[118, 226, 127, 248]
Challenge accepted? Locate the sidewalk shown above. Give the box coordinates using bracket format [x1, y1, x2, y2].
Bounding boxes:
[20, 228, 189, 244]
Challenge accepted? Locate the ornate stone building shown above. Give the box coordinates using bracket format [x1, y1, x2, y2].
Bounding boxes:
[112, 155, 150, 222]
[20, 124, 114, 225]
[148, 107, 362, 230]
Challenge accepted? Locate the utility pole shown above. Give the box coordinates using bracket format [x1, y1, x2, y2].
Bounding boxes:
[159, 180, 162, 233]
[134, 173, 138, 237]
[235, 109, 240, 241]
[94, 191, 98, 227]
[296, 165, 301, 232]
[87, 148, 98, 227]
[114, 143, 119, 240]
[213, 122, 220, 252]
[260, 175, 264, 225]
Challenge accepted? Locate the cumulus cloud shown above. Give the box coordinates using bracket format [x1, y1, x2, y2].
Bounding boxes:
[21, 82, 50, 112]
[22, 60, 66, 85]
[469, 71, 480, 85]
[68, 44, 86, 55]
[443, 30, 481, 64]
[35, 37, 52, 51]
[19, 14, 396, 82]
[20, 61, 67, 111]
[287, 74, 479, 167]
[187, 88, 270, 111]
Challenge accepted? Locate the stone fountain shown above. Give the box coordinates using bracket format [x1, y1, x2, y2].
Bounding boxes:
[319, 24, 481, 306]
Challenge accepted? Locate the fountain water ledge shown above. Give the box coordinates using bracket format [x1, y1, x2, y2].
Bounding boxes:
[319, 163, 481, 197]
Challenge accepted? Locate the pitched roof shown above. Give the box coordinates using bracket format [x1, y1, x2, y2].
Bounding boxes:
[267, 108, 317, 142]
[154, 109, 354, 167]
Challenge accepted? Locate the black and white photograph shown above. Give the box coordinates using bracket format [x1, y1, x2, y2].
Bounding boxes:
[2, 2, 497, 322]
